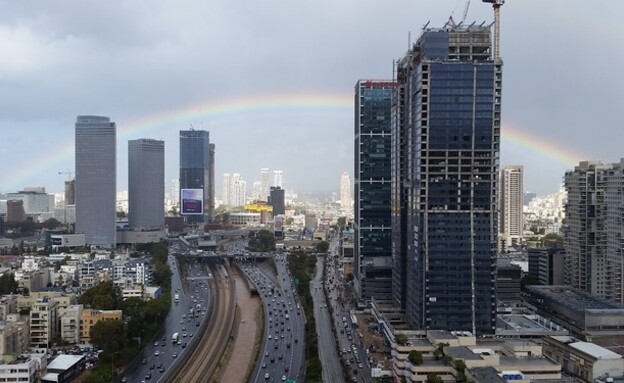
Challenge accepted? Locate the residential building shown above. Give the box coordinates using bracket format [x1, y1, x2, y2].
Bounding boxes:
[179, 129, 213, 223]
[29, 298, 59, 348]
[0, 296, 17, 321]
[0, 354, 46, 383]
[128, 139, 165, 230]
[260, 168, 270, 200]
[0, 320, 29, 356]
[231, 174, 247, 207]
[208, 143, 215, 219]
[527, 247, 566, 285]
[222, 173, 231, 206]
[58, 305, 82, 344]
[340, 171, 351, 215]
[393, 25, 500, 334]
[499, 165, 523, 250]
[75, 116, 116, 247]
[64, 180, 75, 205]
[79, 309, 123, 343]
[564, 160, 624, 304]
[354, 79, 395, 300]
[273, 170, 283, 188]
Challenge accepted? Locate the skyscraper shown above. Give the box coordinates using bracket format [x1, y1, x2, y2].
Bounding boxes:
[260, 168, 270, 200]
[500, 166, 524, 251]
[222, 173, 231, 206]
[393, 25, 501, 334]
[231, 174, 247, 207]
[128, 139, 165, 230]
[179, 130, 213, 223]
[75, 116, 116, 247]
[354, 80, 395, 300]
[208, 143, 216, 220]
[340, 171, 351, 215]
[273, 170, 283, 188]
[64, 180, 75, 205]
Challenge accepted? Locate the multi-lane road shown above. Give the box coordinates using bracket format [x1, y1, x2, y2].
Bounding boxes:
[116, 251, 212, 383]
[241, 253, 305, 383]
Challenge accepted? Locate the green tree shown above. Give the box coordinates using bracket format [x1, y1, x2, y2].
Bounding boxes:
[0, 274, 18, 294]
[248, 230, 276, 252]
[395, 333, 408, 346]
[337, 216, 347, 231]
[79, 281, 123, 310]
[408, 350, 423, 365]
[41, 218, 61, 230]
[90, 319, 127, 359]
[543, 232, 563, 246]
[316, 240, 329, 253]
[426, 373, 443, 383]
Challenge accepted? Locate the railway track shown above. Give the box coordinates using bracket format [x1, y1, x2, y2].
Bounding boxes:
[168, 263, 236, 383]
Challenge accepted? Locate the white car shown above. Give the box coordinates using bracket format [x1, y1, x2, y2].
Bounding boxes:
[264, 372, 270, 379]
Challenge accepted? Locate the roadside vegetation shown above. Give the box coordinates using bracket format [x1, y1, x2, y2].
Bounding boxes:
[81, 242, 172, 383]
[247, 230, 276, 252]
[286, 249, 321, 383]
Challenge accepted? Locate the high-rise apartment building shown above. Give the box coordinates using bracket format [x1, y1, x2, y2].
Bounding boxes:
[222, 173, 232, 206]
[231, 175, 247, 207]
[64, 180, 75, 205]
[340, 171, 351, 215]
[260, 168, 270, 200]
[500, 166, 524, 250]
[563, 160, 624, 303]
[354, 80, 395, 300]
[392, 26, 501, 334]
[273, 170, 283, 188]
[75, 116, 116, 248]
[252, 180, 262, 201]
[128, 139, 165, 230]
[179, 130, 213, 223]
[208, 143, 216, 219]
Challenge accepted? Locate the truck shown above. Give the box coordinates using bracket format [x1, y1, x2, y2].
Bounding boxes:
[172, 332, 179, 343]
[174, 294, 179, 303]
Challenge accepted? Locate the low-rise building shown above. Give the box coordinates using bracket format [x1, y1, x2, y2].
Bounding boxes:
[0, 320, 29, 356]
[29, 298, 59, 348]
[543, 335, 624, 382]
[0, 354, 47, 383]
[42, 354, 85, 383]
[50, 234, 86, 250]
[229, 212, 261, 227]
[79, 309, 122, 344]
[0, 295, 18, 321]
[58, 305, 82, 345]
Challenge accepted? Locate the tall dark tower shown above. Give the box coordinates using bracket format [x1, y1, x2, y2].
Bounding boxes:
[392, 25, 501, 335]
[179, 130, 213, 224]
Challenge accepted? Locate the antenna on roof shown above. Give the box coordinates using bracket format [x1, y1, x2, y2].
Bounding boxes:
[422, 21, 430, 31]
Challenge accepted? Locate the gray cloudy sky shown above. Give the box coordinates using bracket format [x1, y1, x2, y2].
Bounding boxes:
[0, 0, 622, 197]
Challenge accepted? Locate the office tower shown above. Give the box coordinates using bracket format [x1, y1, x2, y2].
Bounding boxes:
[75, 116, 116, 248]
[354, 80, 395, 300]
[340, 171, 351, 215]
[270, 187, 285, 215]
[128, 139, 165, 230]
[260, 168, 270, 200]
[500, 166, 524, 251]
[179, 130, 213, 223]
[6, 200, 25, 223]
[64, 180, 75, 205]
[6, 189, 54, 214]
[222, 173, 232, 206]
[252, 180, 262, 201]
[393, 26, 501, 334]
[208, 143, 215, 219]
[273, 170, 283, 188]
[170, 179, 180, 207]
[562, 160, 624, 303]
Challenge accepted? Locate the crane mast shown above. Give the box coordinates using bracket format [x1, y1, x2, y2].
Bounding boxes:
[482, 0, 504, 62]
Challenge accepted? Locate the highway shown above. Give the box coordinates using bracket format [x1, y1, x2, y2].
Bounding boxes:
[116, 248, 212, 383]
[240, 253, 305, 383]
[310, 256, 345, 383]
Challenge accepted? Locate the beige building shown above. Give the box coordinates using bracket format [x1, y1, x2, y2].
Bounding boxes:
[0, 296, 17, 321]
[80, 309, 122, 344]
[29, 298, 59, 348]
[58, 305, 82, 345]
[0, 320, 29, 357]
[18, 269, 52, 294]
[543, 336, 624, 382]
[392, 331, 561, 383]
[17, 292, 76, 313]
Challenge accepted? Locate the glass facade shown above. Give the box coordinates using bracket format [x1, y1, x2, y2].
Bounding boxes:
[354, 80, 395, 300]
[393, 28, 500, 335]
[128, 139, 165, 230]
[179, 130, 213, 223]
[75, 116, 116, 247]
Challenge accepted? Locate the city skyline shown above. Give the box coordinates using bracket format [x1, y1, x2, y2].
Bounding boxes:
[1, 1, 622, 196]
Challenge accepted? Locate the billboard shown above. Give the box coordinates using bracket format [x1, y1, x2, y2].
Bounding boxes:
[181, 189, 204, 215]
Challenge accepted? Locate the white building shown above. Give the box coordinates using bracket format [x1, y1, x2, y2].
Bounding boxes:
[232, 176, 247, 207]
[260, 168, 270, 200]
[30, 298, 59, 348]
[340, 171, 351, 215]
[50, 234, 86, 250]
[273, 170, 283, 188]
[222, 173, 231, 206]
[0, 354, 46, 383]
[58, 305, 82, 344]
[6, 189, 55, 214]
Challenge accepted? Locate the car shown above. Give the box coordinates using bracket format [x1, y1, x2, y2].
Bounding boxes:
[182, 342, 187, 348]
[262, 362, 266, 368]
[282, 376, 287, 381]
[278, 354, 283, 360]
[274, 344, 278, 349]
[141, 358, 147, 365]
[265, 352, 269, 357]
[264, 372, 270, 379]
[149, 363, 155, 370]
[190, 333, 194, 337]
[121, 378, 128, 383]
[172, 353, 178, 358]
[145, 372, 152, 380]
[285, 366, 289, 372]
[154, 341, 159, 346]
[183, 333, 187, 338]
[154, 351, 160, 356]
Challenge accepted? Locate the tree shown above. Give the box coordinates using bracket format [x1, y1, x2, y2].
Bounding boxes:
[337, 216, 347, 231]
[79, 281, 123, 310]
[0, 274, 18, 294]
[408, 350, 423, 365]
[248, 230, 276, 252]
[41, 218, 61, 230]
[90, 319, 127, 359]
[426, 373, 443, 383]
[395, 333, 408, 346]
[316, 241, 329, 253]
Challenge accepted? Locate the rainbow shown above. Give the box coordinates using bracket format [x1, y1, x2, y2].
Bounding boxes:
[3, 91, 587, 191]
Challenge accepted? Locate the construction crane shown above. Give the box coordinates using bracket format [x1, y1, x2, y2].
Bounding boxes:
[460, 0, 471, 25]
[482, 0, 505, 62]
[58, 170, 73, 182]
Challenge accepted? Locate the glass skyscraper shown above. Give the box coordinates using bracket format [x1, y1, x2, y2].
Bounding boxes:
[392, 26, 501, 334]
[75, 116, 116, 248]
[354, 80, 395, 300]
[128, 139, 165, 230]
[179, 130, 213, 223]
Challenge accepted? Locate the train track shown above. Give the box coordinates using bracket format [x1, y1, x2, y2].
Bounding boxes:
[168, 263, 235, 383]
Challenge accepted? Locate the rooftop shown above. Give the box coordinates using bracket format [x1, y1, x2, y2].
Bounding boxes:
[446, 346, 483, 360]
[47, 354, 84, 371]
[468, 367, 506, 383]
[570, 341, 622, 360]
[526, 285, 624, 311]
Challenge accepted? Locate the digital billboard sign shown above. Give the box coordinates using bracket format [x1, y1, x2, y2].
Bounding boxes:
[181, 189, 204, 215]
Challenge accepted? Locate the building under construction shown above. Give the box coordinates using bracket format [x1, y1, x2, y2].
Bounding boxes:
[391, 23, 502, 335]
